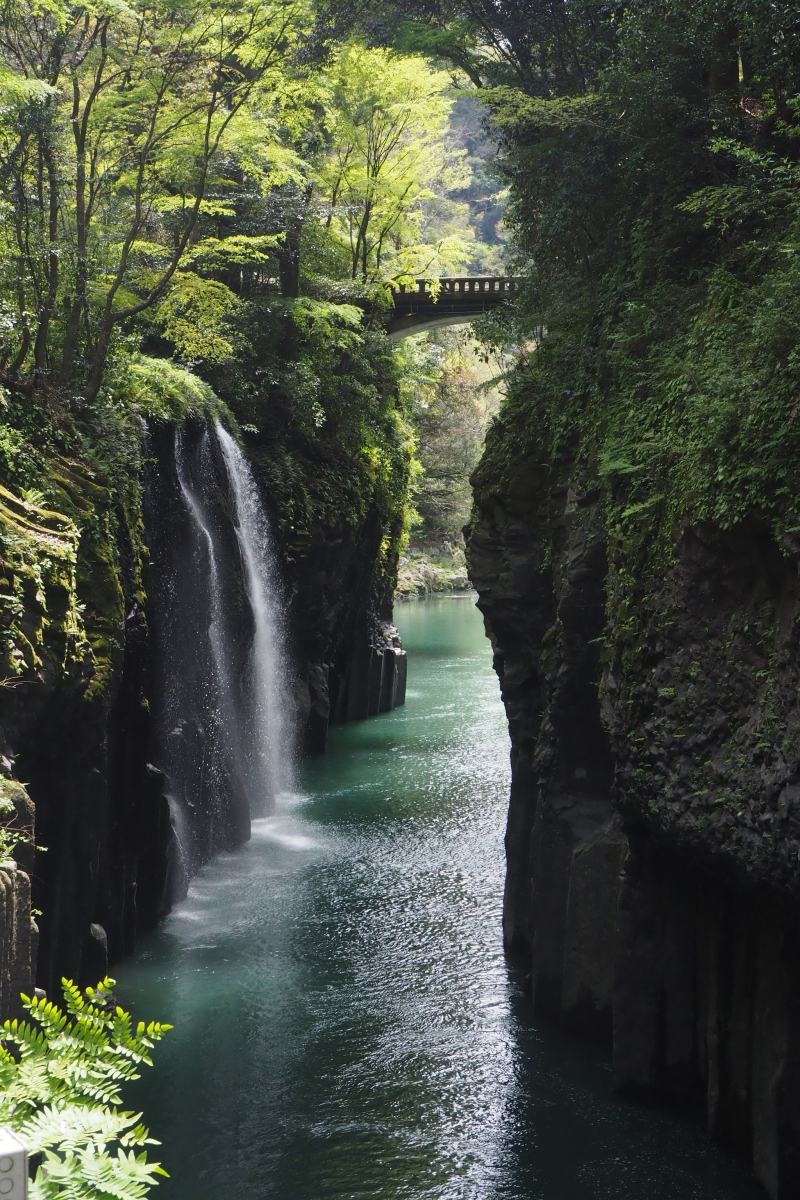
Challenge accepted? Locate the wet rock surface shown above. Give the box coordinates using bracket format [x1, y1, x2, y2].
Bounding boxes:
[468, 432, 800, 1197]
[0, 417, 406, 992]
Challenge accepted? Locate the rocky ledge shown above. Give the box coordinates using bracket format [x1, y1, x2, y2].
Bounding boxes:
[395, 546, 471, 599]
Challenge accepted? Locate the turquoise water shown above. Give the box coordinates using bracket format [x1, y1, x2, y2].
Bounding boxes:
[116, 595, 760, 1200]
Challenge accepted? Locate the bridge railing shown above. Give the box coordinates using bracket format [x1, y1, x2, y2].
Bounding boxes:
[392, 277, 517, 297]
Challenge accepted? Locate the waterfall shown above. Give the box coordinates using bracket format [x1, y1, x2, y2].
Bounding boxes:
[216, 421, 292, 804]
[174, 431, 245, 790]
[146, 420, 291, 903]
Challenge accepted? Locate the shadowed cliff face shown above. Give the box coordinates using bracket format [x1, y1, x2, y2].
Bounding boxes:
[605, 519, 800, 901]
[467, 425, 800, 1199]
[144, 420, 258, 910]
[0, 463, 156, 994]
[468, 463, 623, 1038]
[283, 503, 407, 755]
[0, 416, 406, 993]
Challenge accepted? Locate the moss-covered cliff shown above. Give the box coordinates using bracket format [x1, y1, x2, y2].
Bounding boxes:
[445, 3, 800, 1191]
[0, 365, 221, 989]
[467, 224, 800, 1200]
[468, 371, 800, 1197]
[0, 313, 415, 992]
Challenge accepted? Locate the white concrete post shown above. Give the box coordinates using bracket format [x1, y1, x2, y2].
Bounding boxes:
[0, 1130, 27, 1199]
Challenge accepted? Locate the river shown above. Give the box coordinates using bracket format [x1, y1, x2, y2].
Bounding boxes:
[117, 594, 761, 1200]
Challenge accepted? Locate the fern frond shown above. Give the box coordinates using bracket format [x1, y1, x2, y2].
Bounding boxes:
[3, 978, 170, 1200]
[4, 1018, 50, 1054]
[61, 981, 86, 1017]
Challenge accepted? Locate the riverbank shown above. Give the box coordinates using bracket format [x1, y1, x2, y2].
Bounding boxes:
[395, 548, 471, 598]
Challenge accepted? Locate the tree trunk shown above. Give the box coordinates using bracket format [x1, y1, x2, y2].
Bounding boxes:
[709, 24, 739, 97]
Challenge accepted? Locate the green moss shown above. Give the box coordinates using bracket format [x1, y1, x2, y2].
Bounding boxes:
[0, 347, 250, 707]
[0, 484, 86, 680]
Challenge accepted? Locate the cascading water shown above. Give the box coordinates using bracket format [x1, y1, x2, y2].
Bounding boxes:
[173, 430, 247, 796]
[145, 419, 291, 905]
[216, 422, 292, 803]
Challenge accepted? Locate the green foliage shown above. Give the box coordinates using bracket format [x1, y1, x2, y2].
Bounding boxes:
[317, 44, 472, 281]
[454, 0, 800, 659]
[103, 356, 233, 427]
[0, 796, 21, 861]
[151, 278, 242, 365]
[0, 481, 86, 680]
[0, 4, 502, 625]
[0, 0, 315, 394]
[397, 329, 499, 547]
[0, 977, 170, 1200]
[207, 292, 418, 568]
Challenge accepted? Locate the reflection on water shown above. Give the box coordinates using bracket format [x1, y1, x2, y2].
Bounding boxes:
[116, 595, 760, 1200]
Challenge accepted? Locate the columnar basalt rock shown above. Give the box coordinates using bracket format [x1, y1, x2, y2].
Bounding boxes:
[284, 505, 408, 754]
[614, 842, 800, 1197]
[0, 417, 406, 995]
[329, 622, 407, 725]
[469, 458, 625, 1037]
[468, 421, 800, 1198]
[0, 862, 35, 1022]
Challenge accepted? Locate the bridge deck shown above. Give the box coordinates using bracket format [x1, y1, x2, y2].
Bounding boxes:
[385, 277, 516, 338]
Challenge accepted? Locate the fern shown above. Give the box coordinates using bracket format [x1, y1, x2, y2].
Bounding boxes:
[0, 978, 171, 1200]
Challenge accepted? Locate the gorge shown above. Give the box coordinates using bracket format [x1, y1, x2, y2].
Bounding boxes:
[3, 1, 800, 1197]
[115, 596, 761, 1200]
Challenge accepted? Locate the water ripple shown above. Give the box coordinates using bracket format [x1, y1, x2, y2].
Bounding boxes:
[117, 597, 760, 1200]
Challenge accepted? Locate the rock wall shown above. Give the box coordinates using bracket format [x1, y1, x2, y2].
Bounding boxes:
[615, 839, 800, 1197]
[0, 782, 37, 1021]
[143, 420, 257, 906]
[0, 416, 406, 996]
[282, 502, 407, 754]
[468, 432, 800, 1197]
[395, 549, 471, 598]
[0, 466, 151, 993]
[0, 862, 35, 1022]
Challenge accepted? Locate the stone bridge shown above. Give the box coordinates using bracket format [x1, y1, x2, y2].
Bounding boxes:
[384, 277, 517, 338]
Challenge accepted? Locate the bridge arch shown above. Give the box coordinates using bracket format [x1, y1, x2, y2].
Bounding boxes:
[384, 277, 516, 339]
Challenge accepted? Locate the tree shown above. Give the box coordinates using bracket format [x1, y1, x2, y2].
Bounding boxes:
[397, 328, 498, 546]
[0, 0, 312, 397]
[318, 44, 470, 281]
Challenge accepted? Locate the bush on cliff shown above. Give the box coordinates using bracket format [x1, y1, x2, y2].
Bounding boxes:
[395, 0, 800, 604]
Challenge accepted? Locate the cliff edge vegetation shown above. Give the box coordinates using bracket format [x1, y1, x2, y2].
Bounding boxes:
[0, 0, 512, 1007]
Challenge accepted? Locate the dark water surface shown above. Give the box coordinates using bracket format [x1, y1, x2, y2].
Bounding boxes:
[117, 595, 761, 1200]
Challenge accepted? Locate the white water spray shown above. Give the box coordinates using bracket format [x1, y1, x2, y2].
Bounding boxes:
[216, 421, 293, 803]
[174, 430, 239, 751]
[150, 422, 292, 897]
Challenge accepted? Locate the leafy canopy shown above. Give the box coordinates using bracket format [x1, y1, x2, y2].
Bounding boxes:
[318, 44, 471, 281]
[0, 0, 314, 395]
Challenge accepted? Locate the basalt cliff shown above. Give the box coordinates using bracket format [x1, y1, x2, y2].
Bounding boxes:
[0, 338, 410, 1001]
[468, 415, 800, 1198]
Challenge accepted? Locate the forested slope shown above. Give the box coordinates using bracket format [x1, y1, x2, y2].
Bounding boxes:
[9, 0, 800, 1191]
